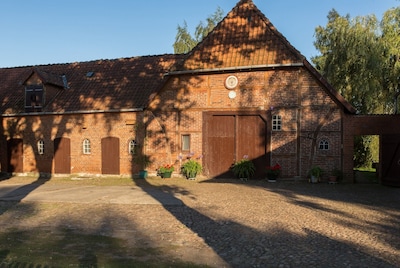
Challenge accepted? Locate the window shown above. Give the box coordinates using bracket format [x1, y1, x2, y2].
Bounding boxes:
[319, 139, 329, 150]
[272, 115, 282, 131]
[25, 85, 44, 112]
[83, 139, 91, 154]
[182, 134, 190, 151]
[37, 140, 44, 155]
[128, 140, 137, 155]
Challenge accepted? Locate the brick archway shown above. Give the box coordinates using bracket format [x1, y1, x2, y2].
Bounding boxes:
[343, 115, 400, 185]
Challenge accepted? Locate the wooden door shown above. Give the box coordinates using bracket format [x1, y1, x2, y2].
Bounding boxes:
[381, 134, 400, 186]
[101, 137, 120, 175]
[237, 115, 267, 178]
[7, 139, 23, 172]
[206, 115, 235, 178]
[205, 113, 267, 179]
[54, 137, 71, 174]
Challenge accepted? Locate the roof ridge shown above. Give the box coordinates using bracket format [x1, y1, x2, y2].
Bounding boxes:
[0, 53, 178, 70]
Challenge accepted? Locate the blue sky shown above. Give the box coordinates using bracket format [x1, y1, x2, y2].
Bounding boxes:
[0, 0, 398, 68]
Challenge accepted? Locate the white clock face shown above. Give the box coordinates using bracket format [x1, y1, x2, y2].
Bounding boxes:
[228, 90, 237, 99]
[225, 75, 238, 89]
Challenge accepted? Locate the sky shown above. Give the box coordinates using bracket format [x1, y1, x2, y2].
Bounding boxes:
[0, 0, 398, 68]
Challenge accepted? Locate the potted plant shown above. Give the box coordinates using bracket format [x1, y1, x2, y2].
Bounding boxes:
[231, 158, 255, 181]
[158, 164, 175, 179]
[309, 166, 323, 183]
[266, 163, 281, 182]
[134, 154, 152, 179]
[329, 168, 343, 184]
[181, 159, 202, 180]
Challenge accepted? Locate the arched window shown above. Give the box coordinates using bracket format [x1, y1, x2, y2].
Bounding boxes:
[37, 140, 44, 155]
[319, 139, 329, 150]
[128, 140, 137, 155]
[83, 139, 91, 154]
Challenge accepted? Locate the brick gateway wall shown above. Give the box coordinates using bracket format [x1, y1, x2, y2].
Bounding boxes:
[343, 114, 400, 182]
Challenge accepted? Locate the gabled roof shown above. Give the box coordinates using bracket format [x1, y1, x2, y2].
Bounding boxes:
[0, 54, 183, 114]
[179, 0, 304, 71]
[23, 68, 67, 88]
[0, 0, 356, 115]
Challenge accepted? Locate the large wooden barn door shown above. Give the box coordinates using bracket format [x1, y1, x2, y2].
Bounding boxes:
[237, 115, 267, 178]
[7, 138, 23, 172]
[54, 137, 71, 174]
[381, 134, 400, 186]
[206, 115, 236, 178]
[205, 113, 267, 179]
[101, 137, 120, 175]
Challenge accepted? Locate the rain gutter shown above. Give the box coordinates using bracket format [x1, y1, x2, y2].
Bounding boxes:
[2, 108, 144, 117]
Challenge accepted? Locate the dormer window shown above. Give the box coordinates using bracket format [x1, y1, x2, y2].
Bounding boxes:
[25, 85, 44, 112]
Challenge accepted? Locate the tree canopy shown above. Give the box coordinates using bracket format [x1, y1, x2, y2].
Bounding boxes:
[173, 7, 224, 54]
[313, 7, 400, 168]
[312, 7, 400, 114]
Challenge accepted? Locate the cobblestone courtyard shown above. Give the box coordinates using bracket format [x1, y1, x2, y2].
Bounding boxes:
[0, 176, 399, 267]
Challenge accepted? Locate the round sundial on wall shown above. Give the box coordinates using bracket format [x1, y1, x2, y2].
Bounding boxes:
[225, 75, 238, 89]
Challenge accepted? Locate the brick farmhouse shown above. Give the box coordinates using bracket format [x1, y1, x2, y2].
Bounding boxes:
[1, 0, 399, 183]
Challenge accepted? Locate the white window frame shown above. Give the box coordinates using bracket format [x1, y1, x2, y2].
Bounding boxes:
[272, 115, 282, 131]
[182, 134, 191, 152]
[319, 139, 329, 150]
[128, 139, 137, 155]
[83, 139, 91, 154]
[37, 140, 44, 155]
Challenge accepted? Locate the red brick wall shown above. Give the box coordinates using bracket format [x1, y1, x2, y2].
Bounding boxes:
[2, 67, 346, 179]
[2, 112, 143, 175]
[149, 68, 344, 179]
[343, 114, 400, 182]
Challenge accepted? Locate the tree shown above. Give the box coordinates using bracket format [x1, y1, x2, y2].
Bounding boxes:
[313, 7, 400, 167]
[173, 7, 224, 54]
[313, 10, 383, 114]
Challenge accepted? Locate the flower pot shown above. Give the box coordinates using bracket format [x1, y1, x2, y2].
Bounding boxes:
[328, 175, 338, 184]
[161, 171, 172, 178]
[139, 170, 148, 179]
[185, 172, 197, 180]
[310, 175, 319, 183]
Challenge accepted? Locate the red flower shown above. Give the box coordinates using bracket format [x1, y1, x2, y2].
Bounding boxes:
[266, 164, 281, 171]
[266, 163, 281, 179]
[159, 164, 175, 173]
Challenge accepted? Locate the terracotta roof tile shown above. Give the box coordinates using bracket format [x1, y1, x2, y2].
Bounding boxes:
[0, 54, 183, 114]
[181, 0, 304, 70]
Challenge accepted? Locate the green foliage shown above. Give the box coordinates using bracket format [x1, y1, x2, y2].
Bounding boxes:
[133, 154, 152, 170]
[231, 159, 256, 179]
[312, 8, 400, 115]
[173, 7, 224, 54]
[158, 164, 174, 173]
[309, 166, 323, 177]
[313, 7, 400, 167]
[181, 159, 202, 178]
[354, 136, 373, 168]
[331, 168, 344, 182]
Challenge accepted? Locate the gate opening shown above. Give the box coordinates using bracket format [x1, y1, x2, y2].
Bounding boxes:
[353, 135, 379, 183]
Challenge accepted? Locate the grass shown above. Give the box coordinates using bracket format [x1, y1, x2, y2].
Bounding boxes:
[0, 173, 206, 187]
[0, 229, 210, 267]
[0, 174, 211, 267]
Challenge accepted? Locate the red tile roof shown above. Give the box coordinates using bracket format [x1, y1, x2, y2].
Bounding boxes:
[180, 0, 304, 71]
[0, 55, 183, 114]
[0, 0, 355, 115]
